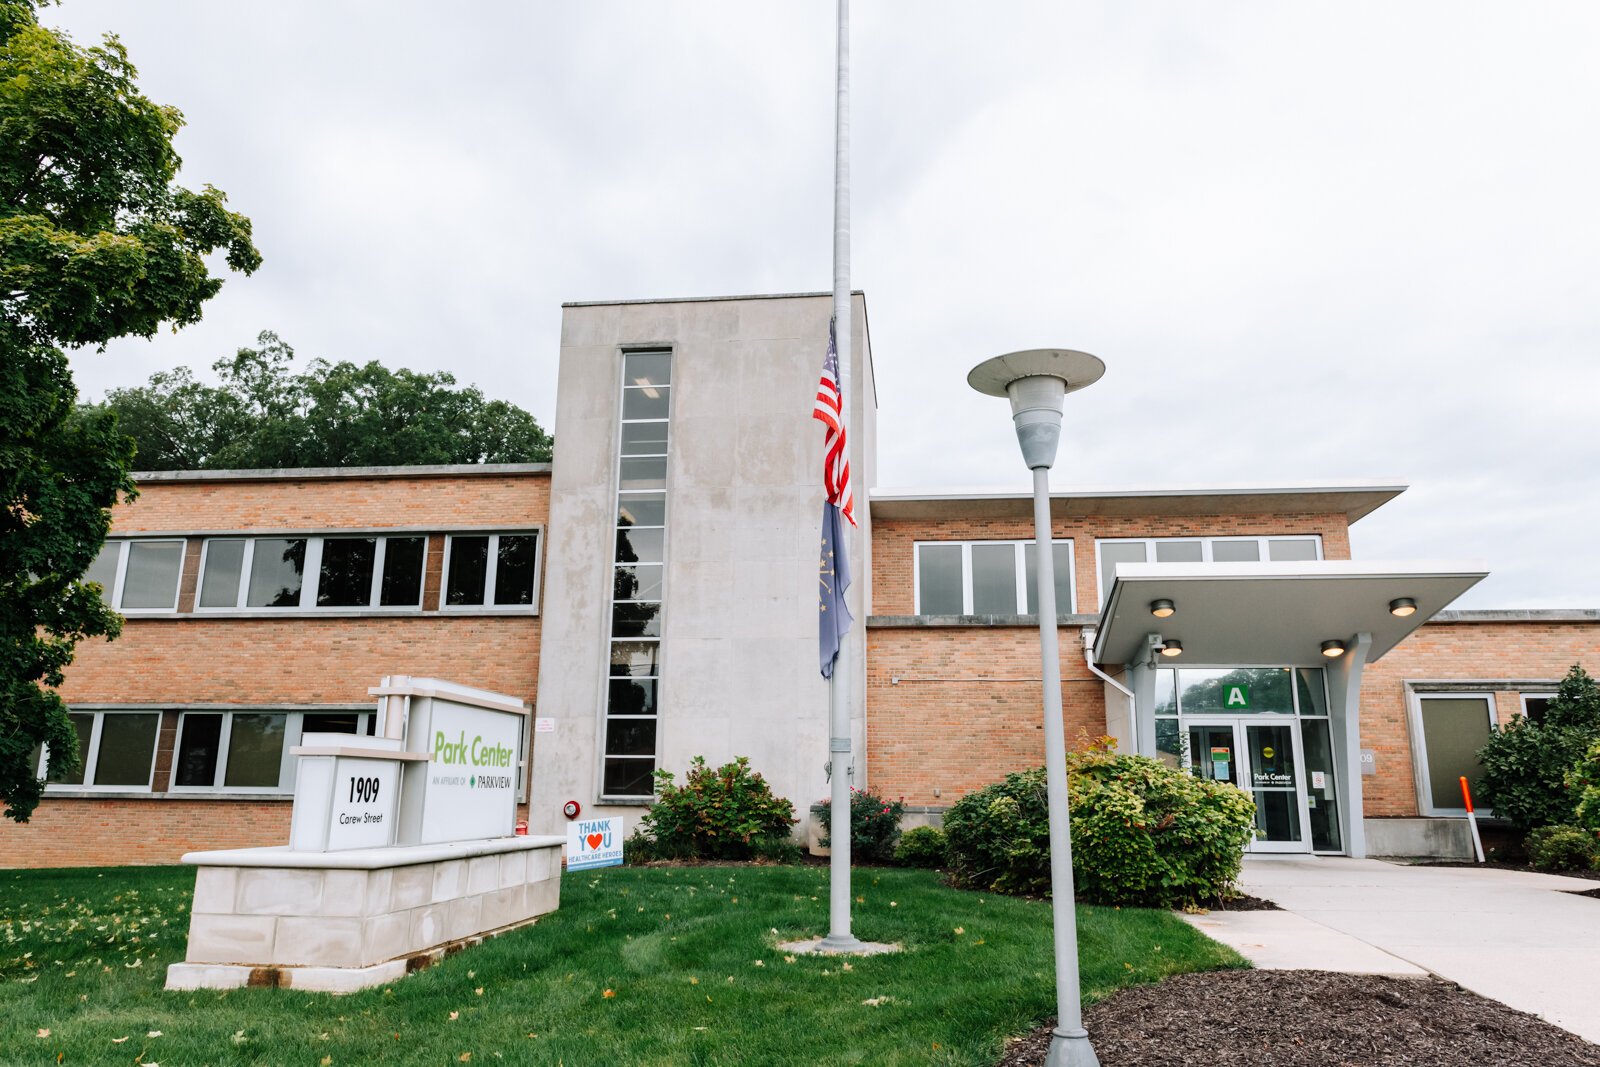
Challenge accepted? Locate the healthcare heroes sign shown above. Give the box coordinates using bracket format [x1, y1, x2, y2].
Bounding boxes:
[567, 816, 624, 871]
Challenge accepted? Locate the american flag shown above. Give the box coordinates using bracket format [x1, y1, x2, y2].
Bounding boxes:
[813, 318, 855, 526]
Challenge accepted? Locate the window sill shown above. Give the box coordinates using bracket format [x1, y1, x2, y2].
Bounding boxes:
[597, 797, 654, 807]
[123, 607, 541, 620]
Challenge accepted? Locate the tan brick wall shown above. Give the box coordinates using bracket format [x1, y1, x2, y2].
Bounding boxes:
[866, 624, 1108, 805]
[111, 473, 549, 532]
[1358, 620, 1600, 817]
[0, 472, 551, 869]
[871, 511, 1351, 617]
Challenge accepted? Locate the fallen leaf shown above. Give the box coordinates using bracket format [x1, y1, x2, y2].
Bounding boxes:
[752, 960, 764, 967]
[448, 1011, 460, 1021]
[147, 1030, 163, 1038]
[689, 976, 699, 985]
[320, 1058, 332, 1067]
[862, 996, 894, 1006]
[889, 901, 898, 907]
[36, 1029, 50, 1039]
[474, 987, 484, 996]
[841, 962, 853, 972]
[954, 927, 965, 935]
[784, 955, 797, 964]
[602, 988, 616, 999]
[113, 1037, 130, 1044]
[459, 1054, 472, 1063]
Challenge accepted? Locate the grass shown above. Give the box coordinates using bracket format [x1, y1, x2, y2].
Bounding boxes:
[0, 864, 1244, 1066]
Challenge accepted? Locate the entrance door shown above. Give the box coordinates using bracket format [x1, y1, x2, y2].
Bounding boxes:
[1185, 718, 1309, 853]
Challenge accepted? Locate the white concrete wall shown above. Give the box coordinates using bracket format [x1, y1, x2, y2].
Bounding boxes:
[531, 294, 876, 838]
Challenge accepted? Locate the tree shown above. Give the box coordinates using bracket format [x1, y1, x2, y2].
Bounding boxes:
[1477, 664, 1600, 834]
[1, 0, 259, 820]
[91, 331, 554, 469]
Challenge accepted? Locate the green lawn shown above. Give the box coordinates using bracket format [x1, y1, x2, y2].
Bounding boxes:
[1, 864, 1243, 1066]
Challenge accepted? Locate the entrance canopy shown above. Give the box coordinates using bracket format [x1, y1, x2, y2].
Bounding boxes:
[1093, 560, 1488, 667]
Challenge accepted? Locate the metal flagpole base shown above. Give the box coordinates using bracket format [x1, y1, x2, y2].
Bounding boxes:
[1045, 1027, 1100, 1067]
[816, 933, 867, 952]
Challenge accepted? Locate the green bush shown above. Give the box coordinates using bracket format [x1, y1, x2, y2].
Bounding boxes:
[631, 756, 797, 861]
[894, 826, 948, 868]
[943, 750, 1258, 907]
[1525, 824, 1600, 872]
[1569, 738, 1600, 834]
[1478, 665, 1600, 832]
[817, 786, 905, 863]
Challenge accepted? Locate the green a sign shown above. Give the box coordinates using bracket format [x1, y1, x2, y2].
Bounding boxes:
[1224, 685, 1251, 710]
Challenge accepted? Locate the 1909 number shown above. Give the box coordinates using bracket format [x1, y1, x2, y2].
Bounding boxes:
[348, 776, 381, 804]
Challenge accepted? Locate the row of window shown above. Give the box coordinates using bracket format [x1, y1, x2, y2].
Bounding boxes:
[85, 531, 541, 614]
[39, 709, 374, 793]
[912, 535, 1323, 616]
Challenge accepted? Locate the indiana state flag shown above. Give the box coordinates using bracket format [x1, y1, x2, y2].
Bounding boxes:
[819, 501, 853, 679]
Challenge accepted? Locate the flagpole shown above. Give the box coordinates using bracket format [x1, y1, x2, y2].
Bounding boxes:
[819, 0, 861, 953]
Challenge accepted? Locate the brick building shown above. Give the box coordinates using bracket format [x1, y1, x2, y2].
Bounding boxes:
[3, 292, 1595, 867]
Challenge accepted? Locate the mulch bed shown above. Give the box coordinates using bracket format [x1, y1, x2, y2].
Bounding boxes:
[995, 970, 1600, 1067]
[1410, 860, 1600, 883]
[1203, 893, 1280, 911]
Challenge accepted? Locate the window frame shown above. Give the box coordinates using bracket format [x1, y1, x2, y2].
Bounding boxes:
[37, 710, 162, 793]
[194, 533, 434, 614]
[912, 539, 1077, 616]
[1094, 535, 1324, 606]
[166, 708, 377, 795]
[1408, 690, 1499, 817]
[600, 347, 674, 803]
[89, 538, 186, 614]
[437, 530, 544, 612]
[1519, 691, 1557, 724]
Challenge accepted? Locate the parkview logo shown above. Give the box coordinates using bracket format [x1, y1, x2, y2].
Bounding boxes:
[432, 730, 515, 769]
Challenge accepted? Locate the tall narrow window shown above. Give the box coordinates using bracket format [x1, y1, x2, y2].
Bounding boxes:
[603, 350, 670, 799]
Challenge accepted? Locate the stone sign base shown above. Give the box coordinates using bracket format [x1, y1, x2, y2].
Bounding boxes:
[165, 835, 563, 994]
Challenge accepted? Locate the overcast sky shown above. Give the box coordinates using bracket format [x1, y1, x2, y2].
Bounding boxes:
[48, 2, 1600, 609]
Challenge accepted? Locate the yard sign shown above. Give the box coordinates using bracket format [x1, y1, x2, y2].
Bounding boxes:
[566, 816, 624, 871]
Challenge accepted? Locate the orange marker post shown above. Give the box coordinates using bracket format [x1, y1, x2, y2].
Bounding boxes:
[1460, 776, 1486, 863]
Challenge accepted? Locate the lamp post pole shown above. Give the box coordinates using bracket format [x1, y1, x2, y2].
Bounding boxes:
[968, 350, 1105, 1067]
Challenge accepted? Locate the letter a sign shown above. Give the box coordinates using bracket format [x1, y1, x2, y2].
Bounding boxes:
[1224, 685, 1251, 710]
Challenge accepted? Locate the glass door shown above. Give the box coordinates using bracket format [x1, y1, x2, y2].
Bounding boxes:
[1185, 718, 1310, 853]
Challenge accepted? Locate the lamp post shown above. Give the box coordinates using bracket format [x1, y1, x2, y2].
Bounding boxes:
[968, 349, 1105, 1067]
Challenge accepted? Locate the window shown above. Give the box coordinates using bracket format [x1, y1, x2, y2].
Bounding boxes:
[170, 709, 374, 793]
[913, 540, 1076, 615]
[1095, 536, 1323, 605]
[603, 349, 671, 799]
[1411, 693, 1497, 815]
[39, 711, 160, 790]
[441, 532, 540, 608]
[84, 539, 185, 612]
[1520, 692, 1556, 724]
[197, 534, 429, 611]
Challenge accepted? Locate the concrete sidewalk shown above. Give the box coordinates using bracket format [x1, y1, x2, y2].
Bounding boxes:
[1229, 855, 1600, 1043]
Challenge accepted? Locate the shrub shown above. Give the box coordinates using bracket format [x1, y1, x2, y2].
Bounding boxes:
[943, 750, 1257, 907]
[630, 756, 797, 861]
[1525, 824, 1600, 872]
[1569, 738, 1600, 835]
[1478, 665, 1600, 832]
[894, 826, 948, 868]
[817, 786, 905, 864]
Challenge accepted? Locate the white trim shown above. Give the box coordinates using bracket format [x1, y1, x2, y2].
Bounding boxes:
[1407, 690, 1498, 817]
[167, 709, 377, 795]
[913, 538, 1077, 616]
[92, 538, 186, 614]
[437, 530, 544, 612]
[1095, 535, 1324, 606]
[40, 710, 162, 792]
[197, 533, 437, 613]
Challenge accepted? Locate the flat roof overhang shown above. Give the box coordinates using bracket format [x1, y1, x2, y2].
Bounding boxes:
[1092, 560, 1489, 667]
[870, 478, 1407, 524]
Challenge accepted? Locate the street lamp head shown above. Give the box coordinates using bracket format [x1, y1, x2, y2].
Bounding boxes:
[967, 349, 1106, 470]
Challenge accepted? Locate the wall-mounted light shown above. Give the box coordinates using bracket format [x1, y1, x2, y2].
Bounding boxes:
[1388, 597, 1417, 617]
[1320, 639, 1347, 658]
[1149, 599, 1175, 619]
[1159, 639, 1184, 658]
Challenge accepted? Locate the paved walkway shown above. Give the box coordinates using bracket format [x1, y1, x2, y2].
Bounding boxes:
[1214, 855, 1600, 1043]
